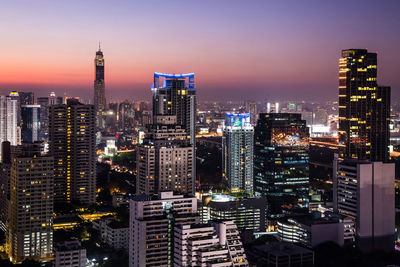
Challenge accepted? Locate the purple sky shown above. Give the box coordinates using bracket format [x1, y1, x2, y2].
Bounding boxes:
[0, 0, 399, 102]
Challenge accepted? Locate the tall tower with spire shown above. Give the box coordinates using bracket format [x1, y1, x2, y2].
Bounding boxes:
[94, 43, 105, 128]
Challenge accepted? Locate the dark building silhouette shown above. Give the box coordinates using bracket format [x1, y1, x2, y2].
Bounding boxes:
[21, 105, 40, 143]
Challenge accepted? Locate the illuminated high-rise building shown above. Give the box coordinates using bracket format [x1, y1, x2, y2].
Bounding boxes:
[7, 143, 53, 264]
[94, 45, 106, 129]
[254, 113, 309, 218]
[151, 72, 196, 146]
[338, 49, 390, 162]
[222, 113, 254, 194]
[49, 99, 96, 205]
[0, 92, 20, 159]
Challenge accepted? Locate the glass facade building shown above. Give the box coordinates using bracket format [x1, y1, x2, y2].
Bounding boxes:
[21, 105, 40, 143]
[254, 113, 309, 218]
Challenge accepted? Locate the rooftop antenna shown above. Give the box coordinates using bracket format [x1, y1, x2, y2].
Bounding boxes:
[98, 42, 101, 51]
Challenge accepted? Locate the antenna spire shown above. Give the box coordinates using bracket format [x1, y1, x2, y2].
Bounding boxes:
[98, 42, 101, 51]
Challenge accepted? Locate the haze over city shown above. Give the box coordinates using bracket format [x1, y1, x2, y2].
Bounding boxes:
[1, 0, 400, 101]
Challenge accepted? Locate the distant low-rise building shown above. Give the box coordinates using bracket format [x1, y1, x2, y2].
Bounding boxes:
[54, 240, 86, 267]
[246, 241, 314, 267]
[277, 212, 355, 248]
[174, 220, 249, 267]
[200, 194, 267, 233]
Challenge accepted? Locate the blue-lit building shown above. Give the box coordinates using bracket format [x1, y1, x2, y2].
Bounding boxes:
[21, 105, 40, 142]
[151, 72, 196, 146]
[254, 113, 309, 218]
[222, 113, 254, 194]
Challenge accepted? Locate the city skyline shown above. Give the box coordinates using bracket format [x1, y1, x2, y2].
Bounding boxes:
[0, 0, 399, 101]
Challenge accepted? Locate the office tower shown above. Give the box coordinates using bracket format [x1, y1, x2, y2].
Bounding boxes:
[19, 92, 34, 105]
[129, 191, 199, 267]
[21, 105, 41, 142]
[338, 49, 390, 162]
[54, 240, 87, 267]
[246, 102, 258, 125]
[333, 159, 395, 251]
[313, 108, 328, 125]
[222, 113, 254, 194]
[136, 116, 194, 195]
[49, 99, 96, 205]
[152, 72, 196, 146]
[200, 194, 267, 233]
[174, 221, 249, 267]
[254, 113, 309, 218]
[7, 143, 53, 264]
[94, 45, 106, 128]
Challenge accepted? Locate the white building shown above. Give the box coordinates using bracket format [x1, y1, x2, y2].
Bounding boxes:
[129, 191, 199, 267]
[0, 92, 20, 160]
[222, 113, 254, 194]
[333, 159, 395, 251]
[174, 221, 249, 267]
[54, 240, 86, 267]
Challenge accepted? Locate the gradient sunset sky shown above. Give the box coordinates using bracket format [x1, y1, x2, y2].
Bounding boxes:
[1, 0, 399, 101]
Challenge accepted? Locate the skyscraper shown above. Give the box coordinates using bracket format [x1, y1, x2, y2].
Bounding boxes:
[0, 93, 20, 159]
[152, 72, 196, 146]
[338, 49, 390, 162]
[222, 113, 254, 194]
[94, 45, 106, 129]
[21, 105, 41, 143]
[7, 143, 53, 264]
[129, 192, 199, 267]
[49, 99, 96, 205]
[254, 113, 309, 218]
[136, 116, 194, 195]
[333, 159, 395, 251]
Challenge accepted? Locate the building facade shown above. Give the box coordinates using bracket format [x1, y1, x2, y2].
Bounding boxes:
[254, 113, 309, 218]
[129, 192, 199, 267]
[54, 240, 87, 267]
[200, 194, 267, 233]
[333, 159, 395, 251]
[222, 113, 254, 194]
[338, 49, 390, 162]
[174, 221, 249, 267]
[136, 116, 194, 195]
[49, 99, 96, 205]
[7, 143, 53, 264]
